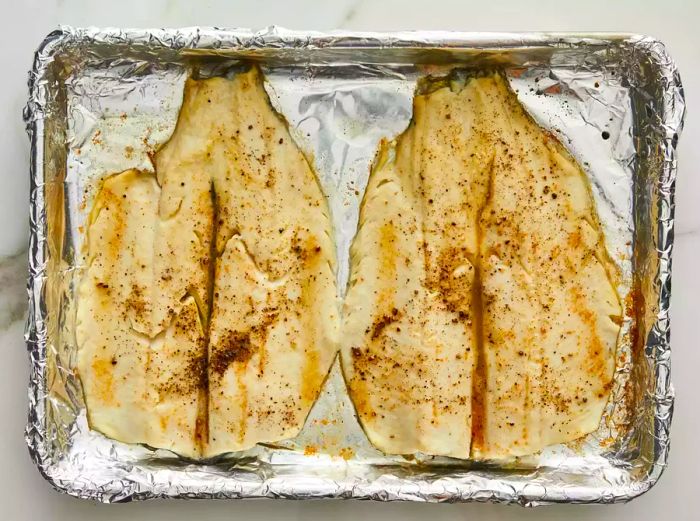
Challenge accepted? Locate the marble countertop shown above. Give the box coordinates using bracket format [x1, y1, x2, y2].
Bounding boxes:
[1, 0, 697, 519]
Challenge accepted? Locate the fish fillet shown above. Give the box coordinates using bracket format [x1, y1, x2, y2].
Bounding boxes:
[76, 167, 213, 458]
[341, 75, 496, 458]
[201, 68, 339, 456]
[343, 72, 621, 459]
[78, 67, 339, 457]
[473, 74, 621, 458]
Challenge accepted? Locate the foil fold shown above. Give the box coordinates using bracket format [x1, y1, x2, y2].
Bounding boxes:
[24, 26, 684, 504]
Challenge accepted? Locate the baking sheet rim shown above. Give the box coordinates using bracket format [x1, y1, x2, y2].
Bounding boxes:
[24, 26, 681, 504]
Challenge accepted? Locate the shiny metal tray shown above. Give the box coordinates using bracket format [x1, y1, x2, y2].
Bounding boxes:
[24, 27, 684, 504]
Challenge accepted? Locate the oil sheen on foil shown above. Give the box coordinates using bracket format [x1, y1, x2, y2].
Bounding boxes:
[24, 27, 684, 504]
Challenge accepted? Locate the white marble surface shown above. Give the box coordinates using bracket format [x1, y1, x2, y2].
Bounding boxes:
[1, 0, 697, 519]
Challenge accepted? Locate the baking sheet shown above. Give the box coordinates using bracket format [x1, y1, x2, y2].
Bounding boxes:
[24, 27, 684, 504]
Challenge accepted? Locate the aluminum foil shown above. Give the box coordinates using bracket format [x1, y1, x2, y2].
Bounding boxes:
[24, 26, 684, 504]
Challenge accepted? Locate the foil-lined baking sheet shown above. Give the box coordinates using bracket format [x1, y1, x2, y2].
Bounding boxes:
[24, 27, 684, 504]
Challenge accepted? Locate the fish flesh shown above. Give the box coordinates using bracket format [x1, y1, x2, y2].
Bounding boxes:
[342, 72, 621, 459]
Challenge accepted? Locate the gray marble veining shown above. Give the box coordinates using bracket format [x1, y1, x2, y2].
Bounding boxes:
[0, 249, 28, 331]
